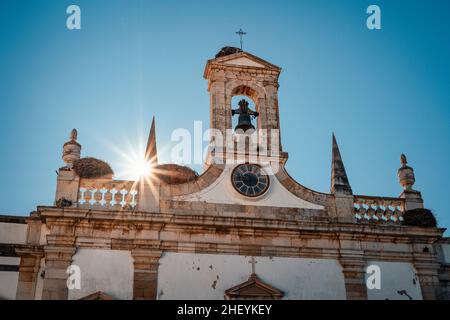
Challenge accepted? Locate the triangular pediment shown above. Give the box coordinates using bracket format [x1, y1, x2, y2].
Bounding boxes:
[224, 56, 267, 68]
[204, 51, 281, 78]
[78, 291, 115, 300]
[216, 52, 280, 70]
[235, 284, 274, 296]
[224, 274, 284, 300]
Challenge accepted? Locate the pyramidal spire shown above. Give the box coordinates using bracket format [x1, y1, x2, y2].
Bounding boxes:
[331, 133, 352, 195]
[145, 116, 158, 165]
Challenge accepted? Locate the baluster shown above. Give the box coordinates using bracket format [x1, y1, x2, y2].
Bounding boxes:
[353, 203, 359, 217]
[353, 199, 407, 224]
[397, 206, 404, 222]
[383, 206, 394, 222]
[366, 205, 376, 221]
[79, 188, 87, 205]
[110, 188, 118, 206]
[99, 188, 108, 206]
[357, 205, 366, 221]
[120, 188, 128, 207]
[391, 206, 402, 222]
[89, 188, 98, 206]
[130, 190, 138, 208]
[374, 206, 384, 221]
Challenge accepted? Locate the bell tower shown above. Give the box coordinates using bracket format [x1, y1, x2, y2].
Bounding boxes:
[203, 47, 283, 157]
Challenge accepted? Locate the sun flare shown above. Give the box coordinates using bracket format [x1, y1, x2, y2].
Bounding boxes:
[132, 158, 152, 178]
[117, 154, 155, 181]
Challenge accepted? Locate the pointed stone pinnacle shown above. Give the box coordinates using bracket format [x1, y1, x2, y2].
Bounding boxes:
[331, 133, 352, 195]
[145, 116, 158, 165]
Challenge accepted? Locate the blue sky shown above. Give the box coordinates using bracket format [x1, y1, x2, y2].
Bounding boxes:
[0, 0, 449, 234]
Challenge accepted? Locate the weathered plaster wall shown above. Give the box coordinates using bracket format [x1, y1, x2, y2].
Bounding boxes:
[366, 261, 422, 300]
[0, 221, 25, 300]
[0, 271, 19, 300]
[173, 165, 324, 210]
[68, 249, 133, 300]
[0, 222, 27, 244]
[439, 244, 450, 263]
[157, 252, 346, 300]
[0, 257, 20, 300]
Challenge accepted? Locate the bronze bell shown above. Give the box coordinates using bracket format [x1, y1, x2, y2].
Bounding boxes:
[232, 99, 259, 132]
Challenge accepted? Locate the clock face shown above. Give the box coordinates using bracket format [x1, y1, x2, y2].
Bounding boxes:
[231, 164, 270, 197]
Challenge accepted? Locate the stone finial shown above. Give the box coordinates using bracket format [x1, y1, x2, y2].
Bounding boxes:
[62, 128, 81, 168]
[397, 154, 415, 190]
[400, 153, 407, 166]
[70, 128, 78, 141]
[330, 134, 353, 195]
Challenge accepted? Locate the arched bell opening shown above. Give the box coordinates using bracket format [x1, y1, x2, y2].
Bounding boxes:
[231, 95, 258, 133]
[228, 86, 264, 156]
[230, 85, 260, 134]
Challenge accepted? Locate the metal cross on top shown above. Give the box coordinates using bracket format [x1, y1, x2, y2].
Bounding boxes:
[236, 28, 247, 50]
[248, 256, 258, 275]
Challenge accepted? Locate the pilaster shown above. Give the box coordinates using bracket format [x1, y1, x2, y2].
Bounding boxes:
[25, 213, 43, 245]
[138, 179, 160, 213]
[333, 195, 355, 222]
[55, 169, 80, 206]
[131, 250, 162, 300]
[400, 190, 424, 211]
[15, 246, 44, 300]
[340, 253, 368, 300]
[413, 254, 441, 300]
[41, 245, 76, 300]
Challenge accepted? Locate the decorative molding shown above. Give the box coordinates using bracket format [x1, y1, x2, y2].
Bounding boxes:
[0, 264, 19, 272]
[0, 215, 27, 224]
[0, 244, 19, 257]
[78, 291, 115, 300]
[225, 274, 284, 300]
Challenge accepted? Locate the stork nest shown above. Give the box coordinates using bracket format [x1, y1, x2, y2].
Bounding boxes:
[215, 46, 242, 58]
[153, 164, 198, 185]
[73, 157, 114, 178]
[402, 208, 437, 228]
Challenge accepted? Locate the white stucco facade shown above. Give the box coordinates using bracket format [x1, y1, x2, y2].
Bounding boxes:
[173, 165, 324, 210]
[365, 261, 422, 300]
[439, 244, 450, 264]
[0, 257, 20, 300]
[68, 249, 133, 300]
[0, 270, 19, 300]
[0, 222, 27, 244]
[0, 221, 25, 300]
[157, 252, 346, 300]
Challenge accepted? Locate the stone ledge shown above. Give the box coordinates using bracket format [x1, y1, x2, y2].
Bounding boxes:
[36, 206, 445, 241]
[0, 243, 20, 257]
[0, 214, 27, 224]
